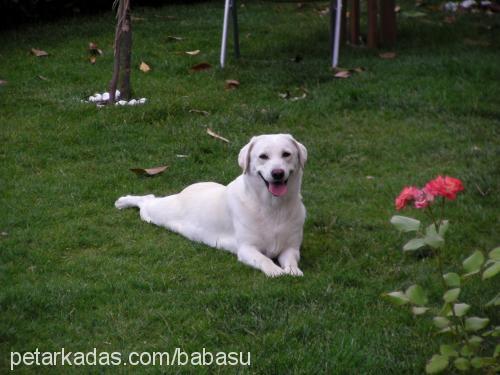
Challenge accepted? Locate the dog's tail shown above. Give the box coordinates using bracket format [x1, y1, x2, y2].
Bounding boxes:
[115, 194, 155, 210]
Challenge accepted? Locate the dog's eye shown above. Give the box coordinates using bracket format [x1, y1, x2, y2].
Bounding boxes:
[282, 151, 291, 158]
[259, 154, 269, 160]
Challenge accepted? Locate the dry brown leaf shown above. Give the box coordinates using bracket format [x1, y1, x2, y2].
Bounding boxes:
[394, 5, 401, 13]
[130, 165, 168, 176]
[37, 75, 49, 81]
[207, 128, 230, 143]
[185, 50, 200, 56]
[1, 231, 8, 236]
[167, 36, 183, 41]
[31, 48, 48, 57]
[224, 79, 240, 90]
[190, 62, 212, 72]
[140, 61, 151, 73]
[464, 38, 490, 47]
[189, 109, 210, 116]
[89, 56, 96, 64]
[379, 52, 397, 59]
[0, 80, 7, 86]
[334, 70, 351, 79]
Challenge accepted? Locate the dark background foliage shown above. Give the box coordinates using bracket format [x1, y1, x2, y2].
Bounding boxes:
[0, 0, 210, 29]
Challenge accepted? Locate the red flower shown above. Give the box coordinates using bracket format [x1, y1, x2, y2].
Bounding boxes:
[424, 176, 464, 200]
[395, 186, 420, 210]
[414, 188, 434, 209]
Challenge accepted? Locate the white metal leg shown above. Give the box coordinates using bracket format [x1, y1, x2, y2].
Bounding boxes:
[220, 0, 231, 68]
[332, 0, 342, 68]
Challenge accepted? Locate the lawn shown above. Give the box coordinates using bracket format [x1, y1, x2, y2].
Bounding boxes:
[1, 0, 499, 373]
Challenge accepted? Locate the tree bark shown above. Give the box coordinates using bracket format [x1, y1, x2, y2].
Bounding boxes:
[109, 0, 132, 104]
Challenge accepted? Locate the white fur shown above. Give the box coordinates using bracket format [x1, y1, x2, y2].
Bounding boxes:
[115, 134, 307, 277]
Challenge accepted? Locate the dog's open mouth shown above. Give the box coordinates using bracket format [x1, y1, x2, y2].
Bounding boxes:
[259, 172, 288, 197]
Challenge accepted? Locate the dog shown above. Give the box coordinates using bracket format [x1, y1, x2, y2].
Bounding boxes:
[115, 134, 307, 277]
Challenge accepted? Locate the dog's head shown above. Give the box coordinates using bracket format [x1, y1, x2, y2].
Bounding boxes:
[238, 134, 307, 197]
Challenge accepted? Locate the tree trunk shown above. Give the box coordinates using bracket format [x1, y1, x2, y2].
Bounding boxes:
[108, 0, 132, 104]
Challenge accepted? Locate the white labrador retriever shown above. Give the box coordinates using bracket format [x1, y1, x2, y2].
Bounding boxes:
[115, 134, 307, 277]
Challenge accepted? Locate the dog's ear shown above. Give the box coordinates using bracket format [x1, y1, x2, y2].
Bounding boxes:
[287, 135, 307, 169]
[238, 137, 256, 173]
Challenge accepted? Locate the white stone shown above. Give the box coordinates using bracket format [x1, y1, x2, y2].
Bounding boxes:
[102, 92, 110, 101]
[94, 93, 102, 101]
[128, 99, 137, 106]
[115, 90, 121, 98]
[139, 98, 147, 104]
[117, 100, 127, 106]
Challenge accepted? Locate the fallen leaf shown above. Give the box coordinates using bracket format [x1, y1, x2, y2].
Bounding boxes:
[88, 42, 103, 56]
[224, 79, 240, 90]
[176, 154, 189, 158]
[464, 38, 490, 47]
[279, 88, 308, 100]
[31, 48, 48, 57]
[167, 36, 183, 41]
[334, 70, 351, 79]
[1, 231, 7, 236]
[38, 75, 49, 81]
[278, 91, 290, 99]
[317, 6, 330, 16]
[394, 5, 401, 13]
[0, 80, 7, 86]
[189, 109, 210, 116]
[190, 62, 212, 72]
[207, 128, 230, 143]
[290, 93, 307, 101]
[366, 176, 375, 180]
[379, 52, 397, 59]
[443, 16, 456, 24]
[130, 165, 168, 176]
[89, 56, 96, 64]
[185, 49, 200, 56]
[140, 61, 151, 73]
[131, 16, 146, 21]
[352, 67, 366, 73]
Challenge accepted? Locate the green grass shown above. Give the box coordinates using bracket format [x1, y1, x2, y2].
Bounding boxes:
[1, 1, 499, 373]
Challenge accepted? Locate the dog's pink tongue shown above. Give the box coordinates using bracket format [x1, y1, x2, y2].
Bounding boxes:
[269, 182, 288, 197]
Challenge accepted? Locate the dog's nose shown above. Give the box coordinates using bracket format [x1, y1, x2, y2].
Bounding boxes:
[271, 169, 285, 181]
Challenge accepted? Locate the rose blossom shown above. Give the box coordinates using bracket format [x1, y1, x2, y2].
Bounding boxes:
[414, 188, 434, 209]
[395, 186, 420, 210]
[424, 176, 464, 200]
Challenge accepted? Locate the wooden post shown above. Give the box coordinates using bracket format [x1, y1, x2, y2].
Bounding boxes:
[350, 0, 360, 45]
[380, 0, 396, 47]
[367, 0, 378, 48]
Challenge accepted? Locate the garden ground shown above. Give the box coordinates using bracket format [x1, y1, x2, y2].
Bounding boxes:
[1, 0, 499, 373]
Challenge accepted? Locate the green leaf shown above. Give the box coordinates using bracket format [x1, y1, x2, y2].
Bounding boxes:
[424, 225, 445, 249]
[453, 357, 470, 371]
[471, 357, 495, 368]
[440, 344, 458, 357]
[405, 284, 428, 305]
[489, 246, 500, 261]
[482, 326, 500, 337]
[465, 317, 490, 332]
[443, 272, 461, 288]
[403, 238, 426, 251]
[494, 344, 499, 358]
[463, 250, 485, 274]
[443, 288, 461, 303]
[485, 293, 500, 307]
[382, 291, 409, 306]
[390, 215, 421, 232]
[412, 306, 429, 315]
[482, 261, 500, 280]
[468, 336, 483, 346]
[425, 354, 449, 374]
[438, 220, 449, 238]
[460, 344, 474, 357]
[453, 303, 470, 317]
[434, 317, 451, 329]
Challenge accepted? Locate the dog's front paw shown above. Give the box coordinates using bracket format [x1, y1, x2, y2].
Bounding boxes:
[284, 266, 304, 277]
[262, 264, 286, 278]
